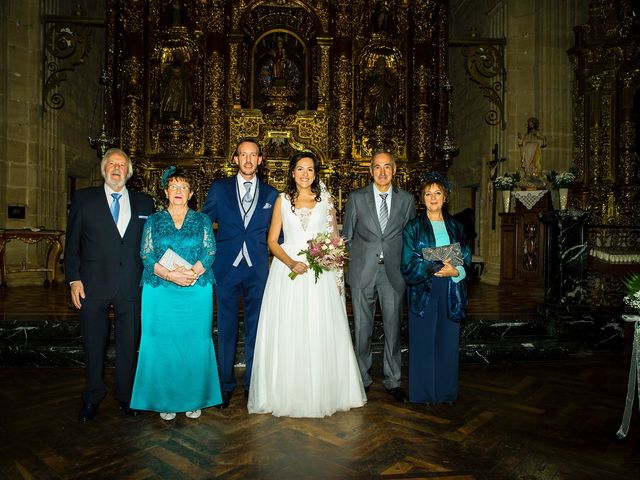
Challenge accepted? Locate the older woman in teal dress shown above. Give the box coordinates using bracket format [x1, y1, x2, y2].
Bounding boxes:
[401, 172, 471, 405]
[131, 167, 222, 420]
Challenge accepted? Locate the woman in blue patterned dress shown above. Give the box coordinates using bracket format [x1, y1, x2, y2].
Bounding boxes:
[131, 167, 222, 420]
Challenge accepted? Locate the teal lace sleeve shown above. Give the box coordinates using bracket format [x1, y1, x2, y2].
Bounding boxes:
[140, 214, 159, 279]
[198, 213, 216, 271]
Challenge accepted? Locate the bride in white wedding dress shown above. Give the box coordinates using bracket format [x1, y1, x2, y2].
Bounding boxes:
[248, 152, 366, 418]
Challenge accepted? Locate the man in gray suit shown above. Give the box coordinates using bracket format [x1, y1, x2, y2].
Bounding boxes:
[342, 151, 416, 402]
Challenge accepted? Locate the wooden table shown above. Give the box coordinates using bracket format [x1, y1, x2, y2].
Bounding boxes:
[0, 229, 64, 288]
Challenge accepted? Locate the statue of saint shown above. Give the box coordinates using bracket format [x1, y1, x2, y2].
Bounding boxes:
[517, 117, 547, 178]
[159, 59, 193, 122]
[272, 37, 288, 82]
[364, 56, 397, 127]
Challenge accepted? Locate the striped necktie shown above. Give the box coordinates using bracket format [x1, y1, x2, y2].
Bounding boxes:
[242, 181, 253, 204]
[379, 193, 388, 232]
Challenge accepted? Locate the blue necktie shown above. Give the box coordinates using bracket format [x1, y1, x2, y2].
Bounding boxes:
[110, 193, 122, 224]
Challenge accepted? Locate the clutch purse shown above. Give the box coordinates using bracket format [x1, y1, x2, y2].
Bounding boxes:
[158, 248, 193, 271]
[422, 242, 463, 266]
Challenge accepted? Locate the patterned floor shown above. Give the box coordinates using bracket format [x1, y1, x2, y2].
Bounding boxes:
[1, 356, 638, 479]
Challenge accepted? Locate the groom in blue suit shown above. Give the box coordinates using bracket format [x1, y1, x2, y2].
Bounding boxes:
[203, 138, 278, 408]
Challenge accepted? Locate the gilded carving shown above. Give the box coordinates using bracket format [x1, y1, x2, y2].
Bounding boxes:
[105, 0, 448, 205]
[195, 0, 225, 32]
[312, 0, 329, 32]
[121, 0, 144, 33]
[334, 1, 351, 38]
[121, 56, 144, 155]
[413, 0, 436, 43]
[318, 44, 330, 107]
[335, 54, 353, 158]
[205, 51, 225, 156]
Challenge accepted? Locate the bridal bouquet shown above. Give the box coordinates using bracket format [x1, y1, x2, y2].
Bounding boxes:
[289, 232, 348, 282]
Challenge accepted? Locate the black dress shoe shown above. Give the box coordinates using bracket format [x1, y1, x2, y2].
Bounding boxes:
[364, 385, 371, 393]
[244, 389, 250, 399]
[215, 391, 232, 409]
[79, 402, 100, 422]
[385, 387, 408, 403]
[119, 401, 140, 416]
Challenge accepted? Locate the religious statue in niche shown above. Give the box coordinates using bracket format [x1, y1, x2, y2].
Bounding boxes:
[364, 56, 398, 127]
[159, 54, 193, 123]
[517, 117, 547, 179]
[257, 34, 302, 91]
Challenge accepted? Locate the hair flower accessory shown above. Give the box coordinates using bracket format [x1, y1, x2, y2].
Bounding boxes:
[422, 171, 451, 192]
[161, 166, 177, 187]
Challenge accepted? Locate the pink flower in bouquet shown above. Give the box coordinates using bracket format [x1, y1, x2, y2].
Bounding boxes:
[289, 232, 348, 282]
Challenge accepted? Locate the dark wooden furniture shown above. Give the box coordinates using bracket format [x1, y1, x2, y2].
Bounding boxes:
[0, 229, 64, 288]
[500, 191, 552, 287]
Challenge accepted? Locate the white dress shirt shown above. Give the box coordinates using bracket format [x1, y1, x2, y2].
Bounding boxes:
[104, 184, 131, 237]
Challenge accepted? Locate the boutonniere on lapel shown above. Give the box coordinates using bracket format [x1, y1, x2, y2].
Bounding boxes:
[263, 203, 272, 209]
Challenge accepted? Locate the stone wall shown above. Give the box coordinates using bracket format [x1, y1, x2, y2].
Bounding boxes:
[447, 0, 589, 285]
[1, 0, 105, 285]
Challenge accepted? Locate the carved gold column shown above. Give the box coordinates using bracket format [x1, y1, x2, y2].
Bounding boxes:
[618, 71, 640, 223]
[317, 36, 331, 111]
[198, 0, 226, 158]
[333, 1, 353, 161]
[119, 0, 144, 157]
[569, 2, 640, 225]
[411, 0, 437, 164]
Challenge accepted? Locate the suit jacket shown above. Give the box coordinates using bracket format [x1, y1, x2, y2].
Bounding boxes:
[342, 184, 417, 292]
[202, 176, 278, 282]
[64, 186, 155, 301]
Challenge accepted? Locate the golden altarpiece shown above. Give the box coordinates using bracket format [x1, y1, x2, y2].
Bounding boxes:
[101, 0, 451, 211]
[565, 0, 640, 310]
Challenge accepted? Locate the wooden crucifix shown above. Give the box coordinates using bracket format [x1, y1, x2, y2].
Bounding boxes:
[487, 144, 506, 230]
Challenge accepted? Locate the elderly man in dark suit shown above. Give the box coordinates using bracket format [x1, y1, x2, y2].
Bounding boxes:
[342, 151, 416, 402]
[65, 148, 154, 422]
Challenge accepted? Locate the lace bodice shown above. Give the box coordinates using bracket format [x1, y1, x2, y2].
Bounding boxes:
[140, 209, 216, 287]
[280, 193, 337, 249]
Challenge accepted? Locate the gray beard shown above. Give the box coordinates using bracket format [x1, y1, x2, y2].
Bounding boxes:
[105, 177, 126, 191]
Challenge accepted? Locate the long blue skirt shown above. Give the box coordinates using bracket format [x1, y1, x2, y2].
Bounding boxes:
[408, 276, 460, 404]
[130, 283, 222, 412]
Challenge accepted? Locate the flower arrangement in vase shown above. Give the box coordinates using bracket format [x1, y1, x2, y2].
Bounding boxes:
[494, 171, 521, 191]
[624, 274, 640, 314]
[494, 172, 520, 212]
[547, 166, 578, 189]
